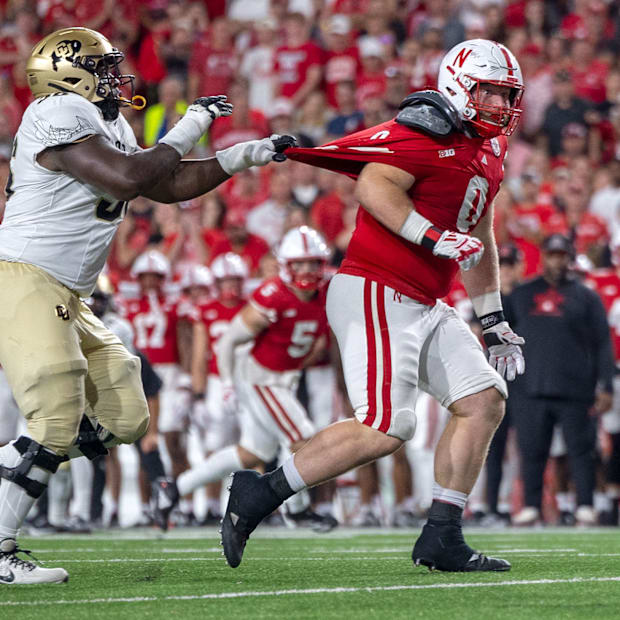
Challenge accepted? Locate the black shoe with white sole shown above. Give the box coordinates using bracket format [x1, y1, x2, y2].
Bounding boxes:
[221, 470, 282, 568]
[285, 508, 338, 533]
[412, 522, 511, 572]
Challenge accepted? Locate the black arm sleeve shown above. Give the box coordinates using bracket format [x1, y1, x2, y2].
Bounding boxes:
[137, 350, 163, 398]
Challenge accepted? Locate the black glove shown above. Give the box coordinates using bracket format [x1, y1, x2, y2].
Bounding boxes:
[192, 95, 234, 120]
[270, 134, 298, 162]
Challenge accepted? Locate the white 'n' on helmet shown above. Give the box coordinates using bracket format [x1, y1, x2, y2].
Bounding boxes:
[437, 38, 524, 138]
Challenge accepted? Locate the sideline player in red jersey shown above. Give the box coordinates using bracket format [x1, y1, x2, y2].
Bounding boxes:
[152, 227, 337, 531]
[187, 254, 248, 523]
[221, 39, 526, 571]
[584, 238, 620, 523]
[124, 250, 206, 524]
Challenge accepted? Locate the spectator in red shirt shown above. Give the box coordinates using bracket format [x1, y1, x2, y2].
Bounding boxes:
[0, 73, 22, 135]
[274, 12, 323, 108]
[310, 173, 356, 244]
[545, 178, 609, 265]
[568, 38, 609, 105]
[505, 168, 556, 276]
[399, 37, 433, 92]
[356, 37, 386, 107]
[209, 79, 270, 152]
[322, 14, 360, 108]
[209, 208, 270, 276]
[188, 16, 238, 101]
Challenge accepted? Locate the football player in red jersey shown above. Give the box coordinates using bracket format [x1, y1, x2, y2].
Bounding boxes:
[584, 237, 620, 524]
[221, 39, 527, 571]
[124, 250, 206, 525]
[152, 227, 337, 531]
[185, 254, 247, 524]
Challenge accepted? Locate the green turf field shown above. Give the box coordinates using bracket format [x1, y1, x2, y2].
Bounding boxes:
[1, 527, 619, 619]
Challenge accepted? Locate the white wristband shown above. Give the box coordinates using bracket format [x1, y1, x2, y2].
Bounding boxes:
[399, 209, 433, 245]
[471, 291, 503, 317]
[159, 114, 210, 156]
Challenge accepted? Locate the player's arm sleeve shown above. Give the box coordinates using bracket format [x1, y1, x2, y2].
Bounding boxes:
[216, 308, 264, 383]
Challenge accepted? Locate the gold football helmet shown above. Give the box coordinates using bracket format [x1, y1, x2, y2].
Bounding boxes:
[26, 27, 144, 116]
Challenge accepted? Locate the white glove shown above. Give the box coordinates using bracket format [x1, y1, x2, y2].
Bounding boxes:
[432, 230, 484, 271]
[221, 382, 238, 417]
[160, 95, 233, 156]
[483, 321, 525, 381]
[216, 134, 291, 175]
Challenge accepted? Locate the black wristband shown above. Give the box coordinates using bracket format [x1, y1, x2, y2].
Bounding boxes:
[192, 392, 205, 401]
[421, 226, 443, 250]
[479, 310, 505, 330]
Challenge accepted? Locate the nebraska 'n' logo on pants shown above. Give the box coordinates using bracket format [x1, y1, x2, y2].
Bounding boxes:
[327, 274, 507, 441]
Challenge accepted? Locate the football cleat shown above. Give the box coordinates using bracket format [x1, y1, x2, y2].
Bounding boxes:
[221, 470, 282, 568]
[151, 477, 180, 532]
[0, 539, 68, 585]
[284, 508, 338, 533]
[412, 522, 511, 572]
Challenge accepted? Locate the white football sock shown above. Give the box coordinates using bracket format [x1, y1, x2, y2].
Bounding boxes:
[48, 466, 71, 526]
[177, 445, 242, 496]
[284, 488, 310, 515]
[432, 482, 468, 509]
[0, 441, 53, 540]
[70, 457, 93, 520]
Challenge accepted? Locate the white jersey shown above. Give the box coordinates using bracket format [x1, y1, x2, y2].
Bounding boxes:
[0, 93, 139, 296]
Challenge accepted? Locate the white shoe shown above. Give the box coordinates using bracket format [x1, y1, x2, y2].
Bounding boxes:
[575, 505, 597, 526]
[0, 539, 68, 584]
[511, 506, 540, 526]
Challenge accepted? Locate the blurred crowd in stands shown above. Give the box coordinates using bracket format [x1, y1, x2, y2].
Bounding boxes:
[2, 0, 620, 530]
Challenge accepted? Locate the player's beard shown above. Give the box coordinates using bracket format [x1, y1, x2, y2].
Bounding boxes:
[95, 96, 120, 121]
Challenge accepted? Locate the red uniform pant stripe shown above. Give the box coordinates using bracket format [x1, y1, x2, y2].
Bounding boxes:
[254, 385, 296, 443]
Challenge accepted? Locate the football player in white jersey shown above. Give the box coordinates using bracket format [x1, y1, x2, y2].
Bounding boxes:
[0, 27, 293, 584]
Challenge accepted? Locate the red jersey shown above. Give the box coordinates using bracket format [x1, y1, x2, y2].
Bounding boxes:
[274, 42, 323, 99]
[287, 119, 506, 305]
[584, 269, 620, 364]
[249, 277, 328, 372]
[123, 293, 198, 364]
[198, 299, 244, 375]
[324, 48, 360, 107]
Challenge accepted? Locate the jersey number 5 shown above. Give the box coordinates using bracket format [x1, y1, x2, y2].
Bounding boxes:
[96, 197, 128, 222]
[288, 320, 319, 358]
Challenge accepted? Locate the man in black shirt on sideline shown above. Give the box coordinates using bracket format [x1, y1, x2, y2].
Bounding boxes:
[505, 234, 614, 525]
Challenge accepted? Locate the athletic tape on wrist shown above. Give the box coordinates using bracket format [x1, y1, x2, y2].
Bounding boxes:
[471, 290, 503, 319]
[399, 209, 434, 245]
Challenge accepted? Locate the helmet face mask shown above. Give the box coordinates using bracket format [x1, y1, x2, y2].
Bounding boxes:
[26, 27, 139, 120]
[437, 39, 524, 138]
[277, 226, 331, 292]
[286, 258, 326, 291]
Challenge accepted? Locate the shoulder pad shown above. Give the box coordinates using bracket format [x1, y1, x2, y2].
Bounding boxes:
[396, 90, 462, 137]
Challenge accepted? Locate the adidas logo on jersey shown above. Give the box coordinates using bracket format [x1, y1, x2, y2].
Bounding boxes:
[438, 149, 455, 158]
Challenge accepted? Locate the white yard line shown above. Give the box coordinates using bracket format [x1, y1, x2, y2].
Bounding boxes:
[2, 576, 620, 607]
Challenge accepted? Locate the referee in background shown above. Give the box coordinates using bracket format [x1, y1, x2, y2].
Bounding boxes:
[504, 234, 615, 525]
